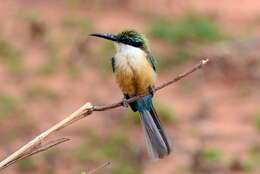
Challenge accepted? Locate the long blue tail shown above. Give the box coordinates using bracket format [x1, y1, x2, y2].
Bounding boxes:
[132, 95, 171, 159]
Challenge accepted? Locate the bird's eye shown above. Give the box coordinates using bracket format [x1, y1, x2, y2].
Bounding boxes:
[118, 36, 143, 48]
[119, 37, 128, 44]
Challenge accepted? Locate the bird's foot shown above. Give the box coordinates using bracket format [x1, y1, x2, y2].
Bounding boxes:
[122, 98, 129, 108]
[148, 86, 156, 97]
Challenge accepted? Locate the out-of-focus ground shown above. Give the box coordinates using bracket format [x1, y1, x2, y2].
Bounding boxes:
[0, 0, 260, 174]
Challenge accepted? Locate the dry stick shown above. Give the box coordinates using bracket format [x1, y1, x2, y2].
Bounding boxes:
[0, 59, 209, 171]
[93, 59, 209, 111]
[0, 102, 93, 170]
[0, 138, 70, 170]
[87, 161, 111, 174]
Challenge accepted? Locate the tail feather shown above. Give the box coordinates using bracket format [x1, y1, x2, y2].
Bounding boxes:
[150, 104, 171, 154]
[136, 96, 171, 159]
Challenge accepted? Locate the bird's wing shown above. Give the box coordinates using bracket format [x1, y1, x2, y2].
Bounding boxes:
[147, 53, 157, 72]
[111, 56, 115, 72]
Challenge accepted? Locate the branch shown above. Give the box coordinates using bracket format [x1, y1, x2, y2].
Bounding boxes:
[0, 138, 70, 170]
[87, 161, 111, 174]
[0, 59, 209, 171]
[93, 59, 209, 111]
[0, 102, 93, 170]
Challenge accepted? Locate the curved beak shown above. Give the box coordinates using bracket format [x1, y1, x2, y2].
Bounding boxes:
[89, 33, 118, 42]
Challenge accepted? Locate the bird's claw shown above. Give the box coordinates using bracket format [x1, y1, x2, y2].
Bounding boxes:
[122, 98, 129, 108]
[148, 86, 155, 96]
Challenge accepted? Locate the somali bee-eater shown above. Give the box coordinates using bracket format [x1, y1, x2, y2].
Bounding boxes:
[90, 30, 171, 159]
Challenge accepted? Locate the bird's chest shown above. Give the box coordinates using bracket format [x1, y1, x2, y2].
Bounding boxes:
[113, 48, 156, 95]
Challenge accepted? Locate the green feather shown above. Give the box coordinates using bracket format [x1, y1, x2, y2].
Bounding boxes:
[116, 30, 149, 51]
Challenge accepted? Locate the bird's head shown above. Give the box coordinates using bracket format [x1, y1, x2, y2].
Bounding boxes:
[90, 30, 149, 51]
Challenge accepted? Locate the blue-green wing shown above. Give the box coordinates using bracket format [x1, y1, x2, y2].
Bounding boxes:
[147, 53, 157, 72]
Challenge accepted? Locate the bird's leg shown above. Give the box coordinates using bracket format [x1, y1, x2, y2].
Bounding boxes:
[148, 85, 156, 97]
[122, 94, 129, 108]
[122, 98, 129, 108]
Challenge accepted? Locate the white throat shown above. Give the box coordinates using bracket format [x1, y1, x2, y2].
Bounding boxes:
[114, 43, 144, 55]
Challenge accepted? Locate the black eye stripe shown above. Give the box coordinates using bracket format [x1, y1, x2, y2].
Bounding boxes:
[119, 37, 143, 47]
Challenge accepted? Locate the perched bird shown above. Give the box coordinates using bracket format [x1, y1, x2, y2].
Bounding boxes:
[90, 30, 171, 159]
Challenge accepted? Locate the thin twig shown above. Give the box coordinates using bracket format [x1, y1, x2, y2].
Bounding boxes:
[0, 102, 93, 170]
[1, 138, 70, 170]
[0, 59, 209, 171]
[93, 59, 209, 111]
[87, 162, 111, 174]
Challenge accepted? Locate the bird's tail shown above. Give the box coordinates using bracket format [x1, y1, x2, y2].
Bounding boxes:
[135, 95, 171, 159]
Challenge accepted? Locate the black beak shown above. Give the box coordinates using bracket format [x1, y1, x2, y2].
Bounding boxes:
[89, 33, 118, 42]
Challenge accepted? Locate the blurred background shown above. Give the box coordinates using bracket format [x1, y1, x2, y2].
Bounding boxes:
[0, 0, 260, 174]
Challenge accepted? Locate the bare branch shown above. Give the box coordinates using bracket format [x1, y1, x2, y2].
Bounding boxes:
[87, 161, 111, 174]
[93, 59, 209, 111]
[0, 102, 93, 170]
[0, 59, 209, 171]
[1, 138, 70, 170]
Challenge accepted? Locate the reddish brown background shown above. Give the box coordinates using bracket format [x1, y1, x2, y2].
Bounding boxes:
[0, 1, 260, 174]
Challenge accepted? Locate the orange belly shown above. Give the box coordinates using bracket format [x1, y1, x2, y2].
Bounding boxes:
[114, 57, 156, 96]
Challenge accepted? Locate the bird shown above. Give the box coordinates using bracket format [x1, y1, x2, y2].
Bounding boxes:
[89, 30, 171, 159]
